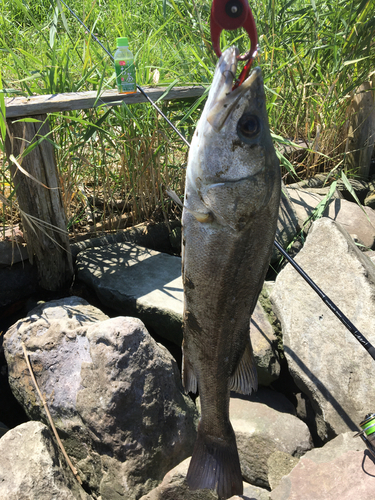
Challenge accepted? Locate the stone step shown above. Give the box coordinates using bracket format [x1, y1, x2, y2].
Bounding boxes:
[76, 243, 184, 345]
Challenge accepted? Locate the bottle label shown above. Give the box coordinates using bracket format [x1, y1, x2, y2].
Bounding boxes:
[115, 59, 136, 93]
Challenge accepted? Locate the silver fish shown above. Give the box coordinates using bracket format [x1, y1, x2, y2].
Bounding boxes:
[181, 46, 281, 499]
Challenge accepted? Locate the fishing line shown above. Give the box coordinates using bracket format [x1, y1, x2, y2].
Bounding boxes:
[59, 0, 190, 147]
[60, 0, 375, 360]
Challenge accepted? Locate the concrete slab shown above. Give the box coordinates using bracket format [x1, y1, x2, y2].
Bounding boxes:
[76, 243, 184, 345]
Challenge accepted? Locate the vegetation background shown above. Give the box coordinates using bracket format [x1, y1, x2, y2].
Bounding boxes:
[0, 0, 374, 236]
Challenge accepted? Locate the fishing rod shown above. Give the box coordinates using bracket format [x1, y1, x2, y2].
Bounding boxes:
[60, 0, 375, 361]
[59, 0, 190, 148]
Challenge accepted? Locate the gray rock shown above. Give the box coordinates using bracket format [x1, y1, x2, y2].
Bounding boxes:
[287, 173, 327, 190]
[296, 186, 343, 198]
[364, 249, 375, 264]
[240, 482, 271, 500]
[139, 457, 271, 500]
[0, 240, 29, 267]
[0, 420, 91, 500]
[364, 189, 375, 209]
[286, 187, 375, 248]
[251, 302, 281, 386]
[76, 243, 184, 345]
[232, 387, 297, 416]
[270, 432, 374, 500]
[230, 395, 312, 488]
[4, 297, 198, 500]
[286, 188, 323, 231]
[272, 188, 299, 262]
[139, 458, 217, 500]
[195, 388, 296, 420]
[336, 178, 369, 204]
[271, 218, 375, 442]
[267, 451, 299, 490]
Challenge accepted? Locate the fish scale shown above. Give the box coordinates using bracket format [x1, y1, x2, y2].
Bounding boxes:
[181, 46, 281, 499]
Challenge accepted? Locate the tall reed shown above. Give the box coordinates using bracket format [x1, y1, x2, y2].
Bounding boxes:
[0, 0, 374, 236]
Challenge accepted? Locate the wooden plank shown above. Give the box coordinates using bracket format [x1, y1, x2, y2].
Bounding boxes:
[5, 115, 74, 290]
[5, 86, 205, 118]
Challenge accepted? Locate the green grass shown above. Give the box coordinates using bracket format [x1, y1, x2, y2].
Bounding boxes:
[0, 0, 374, 237]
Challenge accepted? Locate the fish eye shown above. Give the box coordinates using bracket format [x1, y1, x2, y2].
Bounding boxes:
[237, 114, 261, 142]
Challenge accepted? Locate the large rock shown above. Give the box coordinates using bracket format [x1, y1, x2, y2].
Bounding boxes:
[251, 302, 281, 386]
[364, 188, 375, 209]
[0, 420, 91, 500]
[4, 297, 198, 500]
[139, 457, 271, 500]
[76, 243, 280, 383]
[139, 458, 217, 500]
[270, 432, 375, 500]
[272, 188, 299, 262]
[0, 240, 29, 267]
[230, 394, 312, 488]
[267, 451, 299, 490]
[286, 187, 375, 248]
[336, 178, 370, 204]
[271, 218, 375, 441]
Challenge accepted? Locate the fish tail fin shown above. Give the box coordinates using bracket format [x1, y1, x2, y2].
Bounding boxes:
[186, 423, 243, 499]
[229, 337, 258, 395]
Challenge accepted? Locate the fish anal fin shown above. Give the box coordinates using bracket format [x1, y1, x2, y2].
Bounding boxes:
[186, 423, 243, 499]
[182, 347, 198, 394]
[229, 338, 258, 395]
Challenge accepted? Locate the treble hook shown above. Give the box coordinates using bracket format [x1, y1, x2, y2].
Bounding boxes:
[210, 0, 258, 62]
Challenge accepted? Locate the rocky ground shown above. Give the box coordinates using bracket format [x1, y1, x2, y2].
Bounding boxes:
[1, 175, 375, 499]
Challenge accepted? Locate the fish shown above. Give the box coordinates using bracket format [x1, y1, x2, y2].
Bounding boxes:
[181, 46, 281, 499]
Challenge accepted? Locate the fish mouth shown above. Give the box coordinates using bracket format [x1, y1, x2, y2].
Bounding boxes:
[206, 46, 261, 132]
[207, 46, 239, 105]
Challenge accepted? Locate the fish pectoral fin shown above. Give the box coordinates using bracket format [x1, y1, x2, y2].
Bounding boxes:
[166, 188, 183, 207]
[229, 339, 258, 395]
[184, 202, 214, 223]
[182, 348, 198, 394]
[167, 188, 213, 223]
[189, 210, 214, 223]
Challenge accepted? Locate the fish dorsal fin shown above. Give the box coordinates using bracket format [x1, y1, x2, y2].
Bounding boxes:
[229, 338, 258, 395]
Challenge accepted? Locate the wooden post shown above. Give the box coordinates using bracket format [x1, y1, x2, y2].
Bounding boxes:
[345, 82, 375, 180]
[5, 114, 73, 290]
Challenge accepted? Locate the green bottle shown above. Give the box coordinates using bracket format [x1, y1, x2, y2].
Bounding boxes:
[114, 37, 136, 94]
